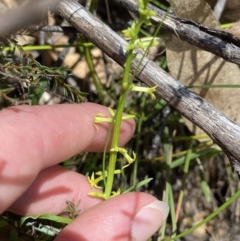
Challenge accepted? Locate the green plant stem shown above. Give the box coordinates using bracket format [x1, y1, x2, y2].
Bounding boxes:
[166, 189, 240, 240]
[133, 95, 146, 187]
[104, 9, 144, 198]
[104, 91, 127, 198]
[82, 43, 105, 102]
[160, 130, 172, 240]
[221, 22, 233, 29]
[87, 0, 98, 12]
[154, 141, 217, 162]
[175, 141, 193, 222]
[4, 44, 84, 52]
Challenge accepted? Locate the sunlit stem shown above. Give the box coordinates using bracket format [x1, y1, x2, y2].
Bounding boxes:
[104, 91, 127, 198]
[104, 1, 150, 199]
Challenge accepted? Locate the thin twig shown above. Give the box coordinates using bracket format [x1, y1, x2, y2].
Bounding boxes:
[25, 23, 130, 33]
[112, 0, 240, 65]
[213, 0, 227, 20]
[26, 25, 76, 33]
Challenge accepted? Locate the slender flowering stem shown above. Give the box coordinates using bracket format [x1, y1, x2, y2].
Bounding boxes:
[104, 0, 154, 198]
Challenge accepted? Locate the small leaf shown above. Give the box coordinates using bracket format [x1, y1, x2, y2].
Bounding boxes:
[123, 178, 153, 193]
[20, 213, 72, 226]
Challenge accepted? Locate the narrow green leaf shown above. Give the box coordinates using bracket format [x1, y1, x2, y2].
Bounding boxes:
[123, 178, 153, 193]
[20, 213, 72, 226]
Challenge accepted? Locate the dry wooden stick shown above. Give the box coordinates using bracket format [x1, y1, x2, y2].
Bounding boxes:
[58, 0, 240, 176]
[113, 0, 240, 65]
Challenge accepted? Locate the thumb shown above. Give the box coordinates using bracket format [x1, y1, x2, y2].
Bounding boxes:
[54, 192, 169, 241]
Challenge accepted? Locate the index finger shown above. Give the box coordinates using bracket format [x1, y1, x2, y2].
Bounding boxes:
[0, 103, 135, 212]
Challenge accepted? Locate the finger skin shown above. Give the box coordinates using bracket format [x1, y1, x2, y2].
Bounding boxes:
[2, 103, 164, 241]
[0, 103, 135, 213]
[9, 165, 102, 215]
[9, 166, 166, 241]
[55, 192, 159, 241]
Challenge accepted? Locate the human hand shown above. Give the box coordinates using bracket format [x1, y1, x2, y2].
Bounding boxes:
[1, 102, 169, 241]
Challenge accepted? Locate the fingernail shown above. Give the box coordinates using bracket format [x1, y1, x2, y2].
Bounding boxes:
[131, 200, 169, 241]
